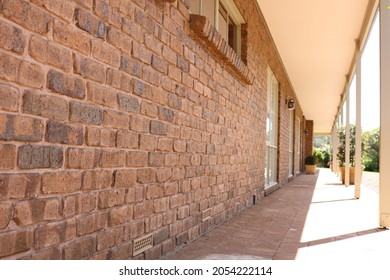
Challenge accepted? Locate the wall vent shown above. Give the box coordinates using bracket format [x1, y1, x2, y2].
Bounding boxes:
[202, 208, 212, 221]
[133, 234, 153, 256]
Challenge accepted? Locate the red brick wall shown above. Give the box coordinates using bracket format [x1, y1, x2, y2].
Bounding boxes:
[0, 0, 304, 259]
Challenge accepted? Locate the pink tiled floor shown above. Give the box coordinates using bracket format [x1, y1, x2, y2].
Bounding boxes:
[165, 169, 390, 260]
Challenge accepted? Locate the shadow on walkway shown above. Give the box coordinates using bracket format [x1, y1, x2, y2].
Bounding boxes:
[165, 169, 390, 260]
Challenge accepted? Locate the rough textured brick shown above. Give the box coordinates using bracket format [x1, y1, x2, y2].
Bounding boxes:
[0, 143, 16, 170]
[31, 0, 74, 22]
[149, 152, 165, 167]
[151, 55, 168, 74]
[87, 82, 117, 108]
[98, 189, 126, 209]
[97, 228, 123, 251]
[24, 247, 62, 260]
[75, 8, 106, 38]
[0, 113, 44, 142]
[0, 51, 20, 82]
[0, 173, 40, 201]
[109, 205, 133, 226]
[116, 130, 138, 149]
[0, 83, 19, 112]
[122, 17, 144, 43]
[18, 144, 63, 169]
[107, 69, 132, 92]
[13, 198, 61, 226]
[45, 120, 84, 145]
[118, 93, 140, 113]
[103, 109, 129, 129]
[0, 21, 25, 54]
[76, 212, 107, 236]
[127, 151, 148, 167]
[53, 20, 91, 55]
[66, 148, 98, 169]
[74, 54, 106, 83]
[85, 127, 101, 146]
[106, 27, 133, 56]
[150, 120, 168, 135]
[0, 203, 12, 229]
[153, 227, 169, 245]
[129, 114, 149, 133]
[99, 150, 127, 167]
[82, 170, 112, 190]
[120, 55, 142, 78]
[157, 138, 173, 152]
[140, 101, 158, 118]
[92, 39, 120, 67]
[63, 236, 96, 260]
[0, 229, 33, 258]
[69, 101, 103, 125]
[29, 36, 72, 72]
[137, 168, 156, 184]
[18, 60, 45, 88]
[154, 197, 169, 213]
[47, 69, 86, 99]
[139, 134, 157, 151]
[42, 172, 82, 194]
[0, 0, 51, 34]
[22, 90, 68, 121]
[114, 169, 137, 188]
[100, 128, 116, 147]
[125, 219, 145, 239]
[34, 220, 74, 249]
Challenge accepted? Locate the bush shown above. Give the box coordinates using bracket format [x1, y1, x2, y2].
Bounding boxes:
[305, 155, 316, 165]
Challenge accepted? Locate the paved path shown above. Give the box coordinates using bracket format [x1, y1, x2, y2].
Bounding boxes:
[165, 169, 390, 260]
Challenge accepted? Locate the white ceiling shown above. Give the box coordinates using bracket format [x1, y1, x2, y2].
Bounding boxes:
[256, 0, 373, 133]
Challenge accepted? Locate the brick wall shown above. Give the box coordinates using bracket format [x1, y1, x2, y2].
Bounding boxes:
[0, 0, 304, 259]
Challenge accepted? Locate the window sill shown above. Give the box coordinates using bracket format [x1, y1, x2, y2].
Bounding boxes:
[190, 14, 254, 85]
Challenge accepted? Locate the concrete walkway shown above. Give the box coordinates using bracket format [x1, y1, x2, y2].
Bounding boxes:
[165, 168, 390, 260]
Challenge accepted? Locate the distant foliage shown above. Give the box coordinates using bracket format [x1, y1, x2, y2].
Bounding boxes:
[313, 135, 331, 168]
[362, 128, 380, 172]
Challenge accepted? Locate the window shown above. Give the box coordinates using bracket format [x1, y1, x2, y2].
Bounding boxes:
[188, 0, 244, 57]
[265, 68, 279, 188]
[289, 110, 294, 177]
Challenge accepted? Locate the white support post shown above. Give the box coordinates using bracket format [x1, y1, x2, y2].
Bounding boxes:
[332, 124, 338, 174]
[345, 90, 350, 187]
[380, 0, 390, 227]
[355, 50, 362, 199]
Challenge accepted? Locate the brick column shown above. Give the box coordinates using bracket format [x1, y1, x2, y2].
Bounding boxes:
[304, 120, 314, 159]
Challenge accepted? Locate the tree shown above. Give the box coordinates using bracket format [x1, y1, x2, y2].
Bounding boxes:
[362, 128, 380, 172]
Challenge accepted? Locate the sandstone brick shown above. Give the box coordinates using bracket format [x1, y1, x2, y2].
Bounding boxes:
[154, 197, 169, 213]
[106, 26, 133, 56]
[157, 138, 173, 152]
[22, 90, 68, 121]
[18, 144, 63, 169]
[127, 151, 148, 167]
[66, 147, 98, 169]
[140, 101, 158, 118]
[114, 169, 137, 188]
[82, 170, 112, 190]
[133, 79, 154, 99]
[26, 247, 62, 260]
[31, 0, 74, 22]
[0, 143, 16, 170]
[74, 54, 106, 83]
[94, 0, 122, 28]
[125, 184, 144, 204]
[100, 128, 116, 147]
[73, 0, 93, 9]
[137, 168, 156, 184]
[0, 51, 20, 82]
[99, 150, 127, 167]
[0, 21, 25, 54]
[124, 219, 144, 240]
[108, 241, 132, 260]
[92, 39, 121, 67]
[103, 109, 129, 130]
[0, 229, 33, 258]
[45, 120, 84, 145]
[120, 55, 142, 78]
[0, 83, 19, 112]
[139, 134, 158, 151]
[29, 36, 72, 72]
[97, 228, 123, 251]
[162, 238, 174, 255]
[142, 66, 160, 87]
[151, 54, 168, 74]
[176, 231, 189, 246]
[0, 173, 40, 201]
[79, 193, 97, 213]
[34, 220, 71, 249]
[18, 60, 45, 89]
[85, 126, 100, 146]
[42, 172, 82, 194]
[129, 114, 149, 133]
[75, 8, 106, 38]
[162, 209, 175, 225]
[118, 93, 140, 113]
[14, 198, 61, 226]
[116, 130, 138, 149]
[156, 167, 172, 182]
[107, 69, 132, 93]
[0, 113, 44, 142]
[98, 189, 126, 209]
[0, 0, 51, 34]
[53, 20, 91, 55]
[149, 152, 165, 167]
[63, 236, 96, 260]
[109, 205, 133, 227]
[87, 82, 117, 108]
[150, 120, 168, 135]
[47, 69, 86, 99]
[70, 101, 103, 125]
[76, 212, 107, 236]
[169, 220, 183, 237]
[0, 203, 12, 229]
[173, 140, 186, 152]
[122, 17, 144, 43]
[62, 195, 79, 218]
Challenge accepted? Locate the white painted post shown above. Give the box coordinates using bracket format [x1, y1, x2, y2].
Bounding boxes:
[345, 90, 350, 187]
[355, 50, 362, 199]
[380, 0, 390, 227]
